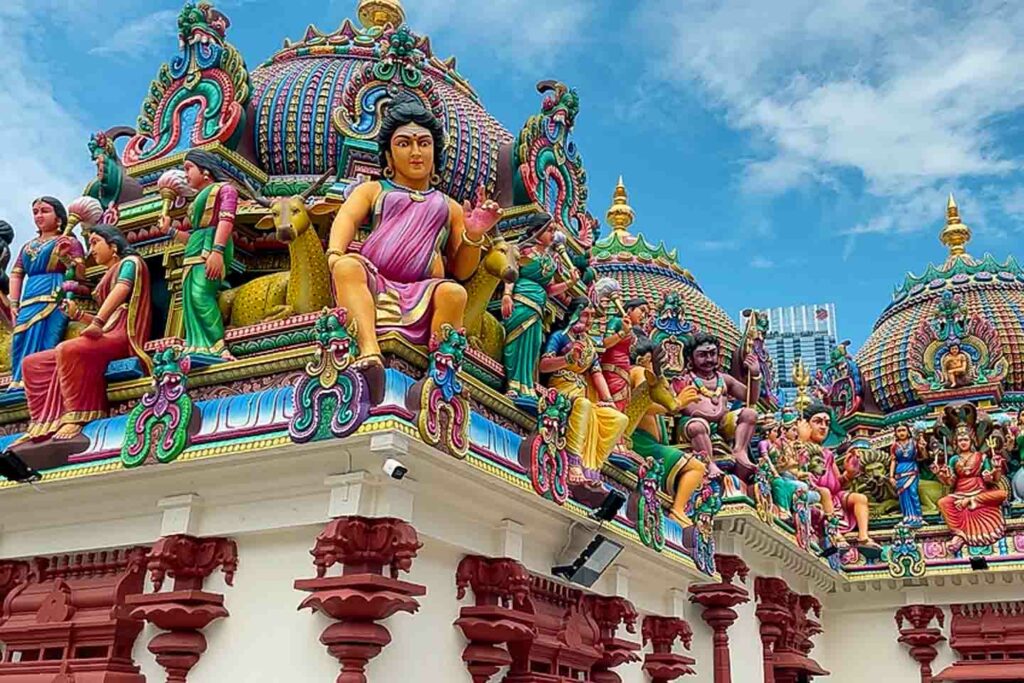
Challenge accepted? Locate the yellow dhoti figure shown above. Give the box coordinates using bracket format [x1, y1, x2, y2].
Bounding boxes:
[540, 300, 628, 487]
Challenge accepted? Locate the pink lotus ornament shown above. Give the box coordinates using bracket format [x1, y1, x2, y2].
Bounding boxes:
[157, 169, 195, 218]
[64, 196, 104, 236]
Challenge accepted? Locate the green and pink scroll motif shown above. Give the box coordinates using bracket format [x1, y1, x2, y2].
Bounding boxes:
[124, 1, 251, 165]
[518, 386, 572, 505]
[883, 523, 926, 579]
[636, 457, 666, 552]
[289, 308, 371, 443]
[406, 324, 470, 459]
[121, 347, 200, 467]
[791, 487, 812, 551]
[513, 81, 598, 247]
[688, 479, 724, 575]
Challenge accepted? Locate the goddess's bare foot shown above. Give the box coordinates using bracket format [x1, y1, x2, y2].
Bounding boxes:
[53, 424, 83, 441]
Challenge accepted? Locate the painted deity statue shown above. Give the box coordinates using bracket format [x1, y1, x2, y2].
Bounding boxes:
[539, 298, 628, 487]
[800, 402, 878, 549]
[1011, 410, 1024, 501]
[760, 411, 818, 513]
[933, 424, 1007, 553]
[628, 337, 705, 526]
[889, 423, 924, 527]
[327, 92, 502, 372]
[677, 332, 761, 478]
[0, 220, 16, 373]
[500, 214, 574, 400]
[600, 298, 649, 411]
[17, 226, 151, 443]
[160, 149, 238, 362]
[8, 197, 85, 389]
[939, 343, 972, 389]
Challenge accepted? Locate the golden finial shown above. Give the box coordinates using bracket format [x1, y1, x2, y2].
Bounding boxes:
[357, 0, 405, 29]
[606, 176, 635, 234]
[940, 192, 973, 262]
[792, 359, 812, 413]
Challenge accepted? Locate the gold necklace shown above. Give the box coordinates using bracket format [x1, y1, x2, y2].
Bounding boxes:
[692, 374, 725, 399]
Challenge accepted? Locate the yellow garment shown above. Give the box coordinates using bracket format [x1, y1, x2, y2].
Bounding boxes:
[550, 372, 628, 473]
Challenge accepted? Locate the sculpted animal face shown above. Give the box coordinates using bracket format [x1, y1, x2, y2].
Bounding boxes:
[482, 239, 519, 283]
[257, 196, 337, 244]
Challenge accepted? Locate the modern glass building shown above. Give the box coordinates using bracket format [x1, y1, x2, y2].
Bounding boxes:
[747, 303, 838, 405]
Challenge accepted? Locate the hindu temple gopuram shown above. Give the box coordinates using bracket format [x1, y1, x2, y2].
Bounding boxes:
[0, 1, 1020, 681]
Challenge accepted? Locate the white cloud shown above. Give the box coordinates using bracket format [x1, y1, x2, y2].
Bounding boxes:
[695, 239, 739, 252]
[751, 256, 775, 269]
[405, 0, 590, 70]
[0, 1, 93, 249]
[636, 0, 1024, 245]
[89, 9, 178, 58]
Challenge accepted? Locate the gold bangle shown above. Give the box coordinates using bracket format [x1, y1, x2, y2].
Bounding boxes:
[462, 232, 486, 248]
[326, 248, 345, 259]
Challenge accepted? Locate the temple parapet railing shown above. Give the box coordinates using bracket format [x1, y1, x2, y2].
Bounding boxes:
[0, 305, 1021, 583]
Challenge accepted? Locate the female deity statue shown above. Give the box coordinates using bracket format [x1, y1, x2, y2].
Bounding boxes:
[601, 298, 649, 411]
[160, 149, 238, 362]
[8, 198, 85, 389]
[761, 411, 819, 513]
[800, 402, 879, 549]
[17, 226, 151, 442]
[326, 91, 502, 370]
[933, 423, 1007, 553]
[1011, 410, 1024, 501]
[539, 298, 629, 487]
[500, 213, 574, 400]
[889, 423, 924, 527]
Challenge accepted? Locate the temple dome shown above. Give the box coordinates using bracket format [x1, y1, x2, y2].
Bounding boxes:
[856, 195, 1024, 414]
[592, 178, 742, 366]
[249, 4, 512, 200]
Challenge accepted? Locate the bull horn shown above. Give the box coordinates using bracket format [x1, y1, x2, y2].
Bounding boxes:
[300, 167, 337, 201]
[240, 176, 273, 208]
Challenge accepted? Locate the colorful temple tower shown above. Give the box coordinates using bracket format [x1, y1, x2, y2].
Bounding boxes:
[0, 2, 1020, 682]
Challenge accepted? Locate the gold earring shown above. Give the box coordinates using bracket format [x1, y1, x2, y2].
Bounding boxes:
[430, 173, 442, 187]
[383, 166, 395, 180]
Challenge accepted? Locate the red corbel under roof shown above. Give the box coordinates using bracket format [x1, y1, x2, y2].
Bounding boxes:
[934, 602, 1024, 682]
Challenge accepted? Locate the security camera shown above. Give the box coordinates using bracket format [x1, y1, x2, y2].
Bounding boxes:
[382, 458, 408, 480]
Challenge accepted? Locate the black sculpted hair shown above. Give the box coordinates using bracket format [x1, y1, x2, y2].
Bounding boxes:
[802, 400, 831, 422]
[33, 196, 68, 231]
[184, 149, 232, 183]
[632, 336, 664, 377]
[377, 90, 447, 176]
[624, 298, 648, 312]
[90, 224, 137, 257]
[684, 331, 720, 363]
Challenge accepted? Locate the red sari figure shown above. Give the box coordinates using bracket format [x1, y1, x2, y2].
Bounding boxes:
[599, 298, 649, 411]
[20, 226, 152, 442]
[934, 424, 1007, 553]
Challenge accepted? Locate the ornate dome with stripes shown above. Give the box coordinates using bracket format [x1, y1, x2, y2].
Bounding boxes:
[856, 195, 1024, 414]
[248, 0, 512, 200]
[592, 178, 742, 366]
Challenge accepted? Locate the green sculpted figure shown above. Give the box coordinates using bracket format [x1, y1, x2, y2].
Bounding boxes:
[161, 150, 239, 362]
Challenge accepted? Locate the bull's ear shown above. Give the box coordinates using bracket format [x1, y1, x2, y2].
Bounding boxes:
[308, 201, 339, 217]
[255, 215, 275, 230]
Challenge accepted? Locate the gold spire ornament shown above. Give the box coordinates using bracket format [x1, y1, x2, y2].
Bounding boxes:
[606, 176, 635, 234]
[792, 359, 812, 413]
[940, 193, 974, 264]
[357, 0, 405, 29]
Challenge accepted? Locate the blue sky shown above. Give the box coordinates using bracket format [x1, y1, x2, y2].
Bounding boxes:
[4, 0, 1024, 349]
